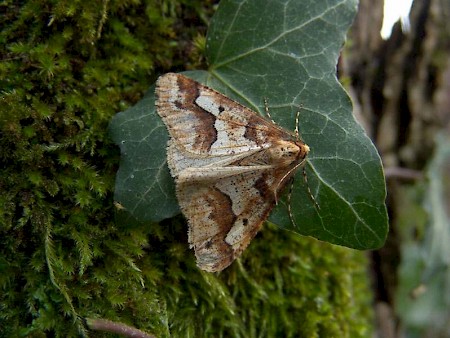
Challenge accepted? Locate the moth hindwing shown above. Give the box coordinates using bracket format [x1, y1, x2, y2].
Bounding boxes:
[155, 73, 310, 272]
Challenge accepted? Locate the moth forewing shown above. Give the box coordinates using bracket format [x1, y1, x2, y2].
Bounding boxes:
[156, 73, 311, 272]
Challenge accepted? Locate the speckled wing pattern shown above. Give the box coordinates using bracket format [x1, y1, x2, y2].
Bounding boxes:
[155, 73, 310, 272]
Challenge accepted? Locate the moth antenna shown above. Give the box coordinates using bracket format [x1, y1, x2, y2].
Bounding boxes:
[263, 98, 277, 125]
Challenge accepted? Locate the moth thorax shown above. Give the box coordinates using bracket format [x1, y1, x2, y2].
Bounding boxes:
[268, 140, 308, 166]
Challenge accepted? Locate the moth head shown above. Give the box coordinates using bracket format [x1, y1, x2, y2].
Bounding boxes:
[269, 140, 309, 166]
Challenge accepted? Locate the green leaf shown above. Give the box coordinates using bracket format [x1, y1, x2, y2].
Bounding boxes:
[109, 0, 388, 250]
[109, 88, 177, 221]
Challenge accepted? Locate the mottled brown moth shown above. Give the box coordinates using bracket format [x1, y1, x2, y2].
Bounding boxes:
[156, 73, 310, 272]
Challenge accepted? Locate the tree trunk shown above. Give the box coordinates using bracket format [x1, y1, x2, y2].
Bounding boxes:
[343, 0, 450, 336]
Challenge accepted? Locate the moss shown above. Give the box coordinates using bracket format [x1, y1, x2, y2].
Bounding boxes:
[157, 221, 373, 337]
[0, 1, 373, 336]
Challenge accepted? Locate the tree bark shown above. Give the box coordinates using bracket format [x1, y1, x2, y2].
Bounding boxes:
[343, 0, 450, 336]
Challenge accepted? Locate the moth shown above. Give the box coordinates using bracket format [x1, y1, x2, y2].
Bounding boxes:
[156, 73, 311, 272]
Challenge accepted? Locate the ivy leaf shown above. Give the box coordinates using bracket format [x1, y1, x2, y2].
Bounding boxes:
[109, 0, 388, 250]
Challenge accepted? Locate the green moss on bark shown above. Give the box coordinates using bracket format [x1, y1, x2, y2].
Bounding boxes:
[0, 1, 373, 337]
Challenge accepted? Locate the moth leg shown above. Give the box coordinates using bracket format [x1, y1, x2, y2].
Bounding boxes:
[292, 109, 318, 209]
[287, 167, 320, 228]
[302, 166, 320, 210]
[287, 177, 297, 227]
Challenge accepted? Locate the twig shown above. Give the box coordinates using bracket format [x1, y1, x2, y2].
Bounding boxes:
[384, 167, 423, 181]
[85, 318, 156, 338]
